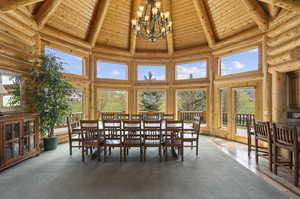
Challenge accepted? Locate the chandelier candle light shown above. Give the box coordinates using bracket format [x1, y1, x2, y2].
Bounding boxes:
[132, 0, 172, 42]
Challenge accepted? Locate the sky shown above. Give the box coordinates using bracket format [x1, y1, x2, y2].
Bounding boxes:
[220, 48, 259, 76]
[137, 65, 166, 80]
[97, 61, 127, 80]
[176, 61, 207, 80]
[45, 47, 83, 75]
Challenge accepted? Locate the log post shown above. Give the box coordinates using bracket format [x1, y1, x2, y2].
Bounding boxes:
[272, 70, 287, 122]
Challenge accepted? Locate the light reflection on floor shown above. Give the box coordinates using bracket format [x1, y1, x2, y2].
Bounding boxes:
[209, 137, 300, 199]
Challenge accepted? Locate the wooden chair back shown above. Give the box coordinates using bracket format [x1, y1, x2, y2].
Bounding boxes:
[254, 121, 271, 142]
[116, 113, 130, 120]
[163, 113, 175, 120]
[103, 119, 122, 139]
[273, 123, 298, 148]
[165, 120, 184, 140]
[143, 120, 162, 129]
[131, 114, 143, 120]
[80, 120, 99, 140]
[123, 120, 142, 139]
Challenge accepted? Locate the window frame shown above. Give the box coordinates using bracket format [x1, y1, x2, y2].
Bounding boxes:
[136, 64, 167, 83]
[217, 46, 261, 78]
[175, 59, 208, 81]
[96, 59, 129, 81]
[43, 44, 88, 78]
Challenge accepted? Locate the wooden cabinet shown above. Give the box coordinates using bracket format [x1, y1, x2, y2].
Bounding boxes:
[0, 113, 40, 171]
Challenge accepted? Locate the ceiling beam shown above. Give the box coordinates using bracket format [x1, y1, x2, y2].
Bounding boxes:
[0, 0, 44, 12]
[162, 0, 174, 56]
[267, 4, 280, 18]
[129, 0, 141, 56]
[192, 0, 216, 48]
[34, 0, 63, 29]
[258, 0, 300, 14]
[240, 0, 269, 32]
[87, 0, 111, 47]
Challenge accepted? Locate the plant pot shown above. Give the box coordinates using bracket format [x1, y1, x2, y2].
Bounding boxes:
[43, 137, 58, 151]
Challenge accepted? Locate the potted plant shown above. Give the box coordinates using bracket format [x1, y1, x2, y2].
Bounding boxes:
[32, 54, 74, 151]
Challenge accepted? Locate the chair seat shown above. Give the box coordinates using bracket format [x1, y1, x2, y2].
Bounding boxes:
[144, 139, 161, 146]
[83, 139, 99, 147]
[124, 139, 142, 146]
[105, 139, 122, 145]
[165, 139, 182, 146]
[183, 137, 197, 142]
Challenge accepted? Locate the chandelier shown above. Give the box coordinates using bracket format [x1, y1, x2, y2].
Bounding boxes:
[131, 0, 172, 42]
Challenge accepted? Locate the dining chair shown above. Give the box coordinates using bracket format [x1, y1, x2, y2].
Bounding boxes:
[164, 120, 184, 161]
[254, 121, 273, 171]
[131, 114, 143, 120]
[116, 113, 130, 120]
[143, 112, 161, 120]
[273, 123, 299, 186]
[123, 120, 143, 161]
[246, 117, 255, 158]
[67, 116, 81, 156]
[143, 120, 163, 162]
[80, 120, 101, 162]
[103, 119, 123, 161]
[183, 116, 202, 156]
[102, 113, 115, 120]
[163, 113, 175, 120]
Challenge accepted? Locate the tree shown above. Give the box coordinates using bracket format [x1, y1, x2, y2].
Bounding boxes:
[139, 72, 164, 111]
[31, 54, 74, 137]
[177, 90, 207, 112]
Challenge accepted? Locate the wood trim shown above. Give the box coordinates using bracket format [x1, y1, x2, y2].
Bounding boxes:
[240, 0, 269, 32]
[87, 0, 111, 47]
[257, 0, 300, 14]
[192, 0, 216, 47]
[162, 0, 174, 55]
[34, 0, 63, 29]
[129, 0, 141, 56]
[0, 0, 44, 12]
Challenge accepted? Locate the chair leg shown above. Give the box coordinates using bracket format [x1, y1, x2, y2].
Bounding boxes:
[144, 147, 146, 162]
[274, 145, 278, 175]
[104, 146, 107, 162]
[247, 136, 251, 158]
[255, 139, 259, 165]
[159, 146, 162, 162]
[289, 151, 293, 171]
[165, 146, 168, 161]
[294, 151, 299, 187]
[109, 147, 112, 155]
[97, 146, 101, 162]
[181, 146, 184, 162]
[120, 147, 122, 162]
[268, 144, 273, 172]
[82, 146, 85, 162]
[140, 146, 143, 162]
[124, 146, 127, 161]
[196, 140, 199, 156]
[69, 141, 72, 156]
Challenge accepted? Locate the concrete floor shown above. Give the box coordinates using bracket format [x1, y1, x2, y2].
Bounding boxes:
[0, 136, 290, 199]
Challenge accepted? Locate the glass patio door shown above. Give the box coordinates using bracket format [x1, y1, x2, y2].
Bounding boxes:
[232, 87, 256, 143]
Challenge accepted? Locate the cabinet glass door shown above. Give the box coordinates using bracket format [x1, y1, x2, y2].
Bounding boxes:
[4, 122, 21, 161]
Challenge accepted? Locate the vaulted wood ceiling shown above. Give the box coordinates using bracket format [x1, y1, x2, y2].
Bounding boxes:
[25, 0, 283, 53]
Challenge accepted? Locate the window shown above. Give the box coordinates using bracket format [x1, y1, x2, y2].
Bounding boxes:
[97, 89, 128, 112]
[0, 69, 23, 112]
[96, 61, 127, 80]
[176, 61, 207, 80]
[137, 65, 166, 81]
[220, 88, 228, 129]
[138, 89, 166, 112]
[220, 48, 259, 76]
[176, 89, 207, 124]
[45, 47, 84, 75]
[67, 88, 83, 113]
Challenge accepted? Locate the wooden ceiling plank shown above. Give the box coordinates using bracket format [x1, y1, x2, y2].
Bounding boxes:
[258, 0, 300, 14]
[129, 0, 141, 55]
[0, 0, 44, 12]
[162, 0, 174, 55]
[87, 0, 111, 47]
[192, 0, 216, 48]
[34, 0, 63, 29]
[240, 0, 269, 32]
[267, 4, 280, 18]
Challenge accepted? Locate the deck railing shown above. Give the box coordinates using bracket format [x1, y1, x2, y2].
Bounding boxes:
[177, 111, 206, 123]
[96, 111, 128, 120]
[56, 112, 83, 128]
[234, 114, 255, 127]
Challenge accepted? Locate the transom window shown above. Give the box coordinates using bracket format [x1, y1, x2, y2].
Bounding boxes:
[97, 89, 128, 112]
[96, 61, 128, 80]
[176, 61, 207, 80]
[220, 48, 259, 76]
[137, 65, 166, 81]
[44, 47, 84, 75]
[138, 89, 166, 112]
